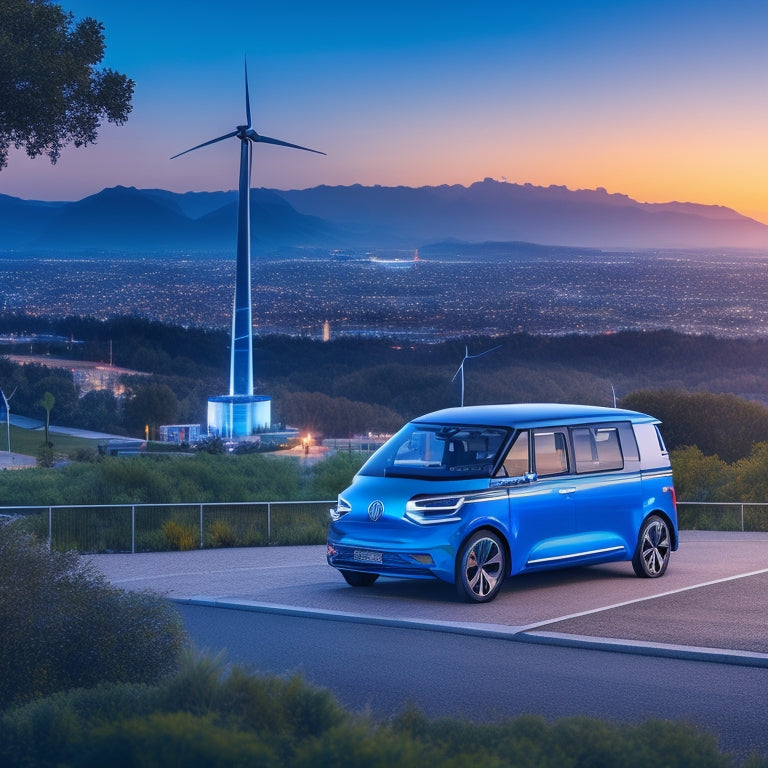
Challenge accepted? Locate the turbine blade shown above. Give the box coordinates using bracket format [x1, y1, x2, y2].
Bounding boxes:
[245, 63, 252, 128]
[253, 133, 325, 155]
[170, 131, 239, 159]
[467, 344, 502, 360]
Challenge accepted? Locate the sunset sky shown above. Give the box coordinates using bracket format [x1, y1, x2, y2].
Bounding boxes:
[3, 0, 768, 224]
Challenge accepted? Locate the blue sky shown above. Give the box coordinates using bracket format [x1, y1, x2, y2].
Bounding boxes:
[3, 0, 768, 224]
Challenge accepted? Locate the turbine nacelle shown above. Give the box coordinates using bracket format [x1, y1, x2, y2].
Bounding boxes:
[171, 66, 324, 160]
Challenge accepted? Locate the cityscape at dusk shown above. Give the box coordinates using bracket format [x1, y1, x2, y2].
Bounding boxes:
[3, 250, 768, 341]
[2, 0, 768, 226]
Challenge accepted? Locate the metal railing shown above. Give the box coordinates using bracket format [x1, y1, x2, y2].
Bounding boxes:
[2, 500, 766, 554]
[676, 501, 768, 533]
[1, 500, 334, 554]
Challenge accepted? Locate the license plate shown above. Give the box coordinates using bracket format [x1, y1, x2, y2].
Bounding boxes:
[354, 549, 382, 563]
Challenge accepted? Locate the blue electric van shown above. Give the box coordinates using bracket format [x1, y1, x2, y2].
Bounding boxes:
[327, 403, 678, 602]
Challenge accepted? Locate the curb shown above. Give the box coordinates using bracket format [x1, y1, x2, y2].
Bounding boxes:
[170, 596, 768, 669]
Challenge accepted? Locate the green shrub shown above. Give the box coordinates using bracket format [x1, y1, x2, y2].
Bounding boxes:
[82, 711, 277, 767]
[206, 518, 236, 548]
[67, 446, 100, 463]
[0, 522, 185, 709]
[162, 518, 197, 550]
[304, 452, 367, 500]
[3, 661, 760, 768]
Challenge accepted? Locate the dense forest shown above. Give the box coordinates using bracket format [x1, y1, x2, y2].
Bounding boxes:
[3, 314, 768, 448]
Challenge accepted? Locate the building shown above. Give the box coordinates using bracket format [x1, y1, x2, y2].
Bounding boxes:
[159, 424, 202, 444]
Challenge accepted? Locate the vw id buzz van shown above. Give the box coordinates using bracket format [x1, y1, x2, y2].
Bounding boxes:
[327, 403, 678, 603]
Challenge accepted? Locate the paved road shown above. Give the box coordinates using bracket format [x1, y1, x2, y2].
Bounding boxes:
[89, 530, 768, 665]
[176, 603, 768, 760]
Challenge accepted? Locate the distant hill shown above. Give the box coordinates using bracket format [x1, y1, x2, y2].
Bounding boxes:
[2, 178, 767, 253]
[278, 179, 768, 250]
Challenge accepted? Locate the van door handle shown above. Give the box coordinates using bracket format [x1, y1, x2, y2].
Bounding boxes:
[559, 487, 577, 494]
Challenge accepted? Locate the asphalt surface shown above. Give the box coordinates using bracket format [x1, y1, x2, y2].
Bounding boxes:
[88, 530, 768, 667]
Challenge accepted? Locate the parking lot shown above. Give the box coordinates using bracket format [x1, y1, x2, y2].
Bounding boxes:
[89, 530, 768, 664]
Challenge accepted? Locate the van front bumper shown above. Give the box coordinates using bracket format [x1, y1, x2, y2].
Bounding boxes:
[326, 537, 455, 583]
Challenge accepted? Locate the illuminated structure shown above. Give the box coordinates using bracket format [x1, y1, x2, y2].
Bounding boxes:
[173, 64, 323, 438]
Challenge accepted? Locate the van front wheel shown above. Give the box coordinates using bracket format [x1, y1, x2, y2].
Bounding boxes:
[456, 531, 507, 603]
[632, 515, 671, 578]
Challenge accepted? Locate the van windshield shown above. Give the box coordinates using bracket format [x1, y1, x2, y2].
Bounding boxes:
[359, 422, 510, 479]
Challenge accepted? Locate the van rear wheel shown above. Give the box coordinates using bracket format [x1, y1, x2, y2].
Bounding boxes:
[456, 530, 506, 603]
[632, 515, 671, 578]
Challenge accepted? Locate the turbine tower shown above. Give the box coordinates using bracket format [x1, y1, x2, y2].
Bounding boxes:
[172, 64, 323, 438]
[451, 344, 501, 407]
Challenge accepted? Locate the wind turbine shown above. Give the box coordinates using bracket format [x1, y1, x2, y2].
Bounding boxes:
[172, 63, 324, 401]
[1, 386, 17, 453]
[451, 344, 501, 407]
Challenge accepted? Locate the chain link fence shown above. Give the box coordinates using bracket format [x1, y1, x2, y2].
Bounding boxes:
[2, 500, 766, 554]
[676, 501, 768, 532]
[0, 501, 334, 553]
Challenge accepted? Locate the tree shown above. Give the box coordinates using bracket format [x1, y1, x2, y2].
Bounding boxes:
[123, 381, 178, 439]
[0, 0, 134, 171]
[40, 390, 55, 446]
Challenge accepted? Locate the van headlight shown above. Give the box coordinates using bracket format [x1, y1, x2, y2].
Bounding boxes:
[405, 495, 465, 524]
[330, 496, 351, 522]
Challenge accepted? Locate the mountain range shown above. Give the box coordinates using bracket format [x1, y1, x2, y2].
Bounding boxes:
[2, 178, 767, 254]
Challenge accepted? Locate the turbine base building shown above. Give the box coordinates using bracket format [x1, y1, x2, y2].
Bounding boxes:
[207, 394, 271, 439]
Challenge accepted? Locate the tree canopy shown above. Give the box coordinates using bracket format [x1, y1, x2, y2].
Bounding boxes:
[0, 0, 134, 170]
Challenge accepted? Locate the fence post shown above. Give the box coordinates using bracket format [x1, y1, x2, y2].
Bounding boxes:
[741, 503, 745, 532]
[199, 504, 204, 549]
[47, 506, 52, 551]
[267, 502, 271, 544]
[131, 506, 135, 554]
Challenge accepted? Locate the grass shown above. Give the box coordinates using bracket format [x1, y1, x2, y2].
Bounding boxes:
[2, 423, 109, 458]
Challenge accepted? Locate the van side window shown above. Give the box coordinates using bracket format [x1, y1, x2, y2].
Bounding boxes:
[533, 429, 570, 476]
[498, 430, 529, 477]
[572, 426, 623, 473]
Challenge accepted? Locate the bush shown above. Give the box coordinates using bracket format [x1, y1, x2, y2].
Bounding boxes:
[0, 522, 185, 709]
[304, 452, 368, 500]
[162, 518, 198, 550]
[2, 652, 762, 767]
[206, 518, 237, 547]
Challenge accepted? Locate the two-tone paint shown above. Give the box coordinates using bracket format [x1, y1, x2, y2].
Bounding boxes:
[327, 403, 677, 601]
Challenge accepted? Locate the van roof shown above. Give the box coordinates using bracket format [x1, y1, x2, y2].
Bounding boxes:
[414, 403, 659, 429]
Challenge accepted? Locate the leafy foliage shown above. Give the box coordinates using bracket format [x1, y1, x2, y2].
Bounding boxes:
[1, 651, 759, 767]
[0, 452, 334, 506]
[6, 320, 768, 441]
[0, 522, 184, 709]
[0, 0, 134, 170]
[672, 441, 768, 506]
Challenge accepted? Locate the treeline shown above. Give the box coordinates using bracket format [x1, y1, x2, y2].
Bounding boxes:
[4, 316, 768, 442]
[0, 452, 363, 506]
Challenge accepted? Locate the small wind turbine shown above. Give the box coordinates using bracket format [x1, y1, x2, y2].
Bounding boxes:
[172, 62, 324, 400]
[1, 386, 17, 453]
[451, 344, 501, 407]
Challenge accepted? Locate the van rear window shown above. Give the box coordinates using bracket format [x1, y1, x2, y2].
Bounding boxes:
[572, 426, 623, 473]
